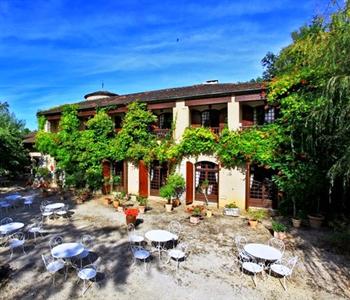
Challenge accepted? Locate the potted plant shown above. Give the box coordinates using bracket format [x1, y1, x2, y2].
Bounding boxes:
[112, 192, 120, 209]
[159, 174, 185, 213]
[137, 196, 147, 213]
[103, 176, 110, 195]
[112, 175, 121, 191]
[124, 208, 139, 225]
[272, 220, 287, 240]
[190, 206, 202, 224]
[224, 202, 240, 217]
[308, 213, 325, 229]
[247, 208, 267, 229]
[292, 210, 304, 228]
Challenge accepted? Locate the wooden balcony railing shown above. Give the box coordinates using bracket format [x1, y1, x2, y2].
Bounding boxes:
[152, 128, 171, 139]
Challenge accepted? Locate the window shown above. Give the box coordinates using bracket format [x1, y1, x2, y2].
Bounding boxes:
[201, 110, 219, 127]
[159, 113, 172, 129]
[264, 107, 275, 124]
[50, 120, 59, 133]
[114, 115, 123, 129]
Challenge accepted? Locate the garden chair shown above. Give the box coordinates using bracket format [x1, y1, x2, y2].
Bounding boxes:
[130, 244, 151, 271]
[269, 256, 298, 291]
[234, 235, 252, 261]
[41, 253, 66, 286]
[75, 264, 98, 295]
[0, 201, 11, 215]
[268, 238, 285, 256]
[167, 242, 189, 270]
[240, 256, 265, 287]
[54, 204, 69, 219]
[8, 231, 26, 258]
[49, 235, 64, 249]
[40, 204, 53, 222]
[28, 221, 45, 242]
[76, 234, 94, 267]
[23, 195, 34, 208]
[0, 217, 13, 225]
[168, 220, 182, 247]
[127, 223, 144, 244]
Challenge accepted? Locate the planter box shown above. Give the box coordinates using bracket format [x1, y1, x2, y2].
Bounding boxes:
[224, 207, 240, 217]
[190, 216, 200, 224]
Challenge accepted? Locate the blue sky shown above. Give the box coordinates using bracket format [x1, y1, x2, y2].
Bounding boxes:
[0, 0, 330, 130]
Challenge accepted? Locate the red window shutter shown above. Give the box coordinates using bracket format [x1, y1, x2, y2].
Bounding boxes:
[186, 161, 194, 204]
[139, 160, 148, 197]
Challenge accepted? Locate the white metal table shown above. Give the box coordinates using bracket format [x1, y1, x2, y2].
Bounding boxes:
[0, 222, 24, 235]
[244, 243, 282, 261]
[45, 203, 65, 211]
[145, 230, 176, 259]
[5, 194, 22, 201]
[51, 242, 85, 259]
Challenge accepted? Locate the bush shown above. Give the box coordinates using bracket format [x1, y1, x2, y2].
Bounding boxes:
[160, 173, 185, 204]
[272, 220, 287, 232]
[247, 208, 267, 221]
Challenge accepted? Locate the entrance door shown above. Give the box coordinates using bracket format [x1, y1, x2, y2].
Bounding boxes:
[113, 160, 128, 193]
[150, 161, 168, 196]
[195, 161, 219, 203]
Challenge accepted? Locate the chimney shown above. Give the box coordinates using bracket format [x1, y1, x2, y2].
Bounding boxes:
[204, 80, 219, 84]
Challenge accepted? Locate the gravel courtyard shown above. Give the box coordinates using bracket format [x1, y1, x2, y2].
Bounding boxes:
[0, 184, 349, 300]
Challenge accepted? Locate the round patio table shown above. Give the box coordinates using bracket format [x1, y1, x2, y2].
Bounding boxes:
[244, 243, 282, 261]
[5, 194, 22, 201]
[0, 222, 24, 235]
[45, 203, 65, 211]
[51, 242, 85, 259]
[145, 230, 175, 259]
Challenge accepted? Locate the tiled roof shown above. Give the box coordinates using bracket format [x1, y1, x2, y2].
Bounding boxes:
[38, 82, 263, 115]
[23, 132, 36, 144]
[84, 90, 118, 99]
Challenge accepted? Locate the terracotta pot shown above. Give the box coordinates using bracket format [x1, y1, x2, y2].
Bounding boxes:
[139, 205, 146, 214]
[248, 219, 258, 229]
[104, 197, 112, 206]
[308, 214, 324, 229]
[126, 215, 137, 225]
[113, 200, 119, 209]
[206, 210, 212, 218]
[190, 216, 200, 224]
[165, 203, 172, 212]
[274, 231, 286, 240]
[292, 218, 301, 228]
[172, 199, 180, 207]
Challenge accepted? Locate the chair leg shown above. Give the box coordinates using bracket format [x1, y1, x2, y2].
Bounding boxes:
[282, 276, 287, 291]
[253, 273, 257, 287]
[10, 248, 13, 259]
[22, 245, 26, 255]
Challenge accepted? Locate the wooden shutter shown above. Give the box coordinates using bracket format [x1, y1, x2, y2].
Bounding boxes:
[190, 110, 201, 128]
[102, 160, 111, 194]
[186, 161, 194, 204]
[242, 105, 254, 127]
[139, 160, 148, 197]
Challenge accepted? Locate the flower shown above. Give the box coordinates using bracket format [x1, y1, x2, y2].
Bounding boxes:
[124, 208, 139, 217]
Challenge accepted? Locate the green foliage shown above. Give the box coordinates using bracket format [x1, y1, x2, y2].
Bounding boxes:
[37, 115, 46, 131]
[272, 220, 287, 232]
[247, 208, 267, 221]
[225, 202, 238, 209]
[159, 173, 185, 204]
[136, 196, 147, 206]
[0, 102, 30, 176]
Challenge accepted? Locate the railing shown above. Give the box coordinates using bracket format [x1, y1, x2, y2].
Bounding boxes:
[152, 128, 171, 139]
[250, 180, 273, 200]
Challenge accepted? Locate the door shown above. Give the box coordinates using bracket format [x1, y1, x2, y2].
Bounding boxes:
[139, 160, 148, 197]
[113, 160, 128, 193]
[150, 161, 168, 196]
[195, 161, 219, 203]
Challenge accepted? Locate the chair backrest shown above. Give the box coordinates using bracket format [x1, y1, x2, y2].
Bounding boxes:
[130, 245, 145, 256]
[168, 221, 182, 236]
[178, 242, 189, 255]
[286, 256, 298, 273]
[80, 234, 93, 248]
[0, 217, 13, 225]
[49, 235, 64, 249]
[268, 238, 285, 255]
[9, 231, 25, 241]
[234, 235, 247, 252]
[41, 253, 54, 269]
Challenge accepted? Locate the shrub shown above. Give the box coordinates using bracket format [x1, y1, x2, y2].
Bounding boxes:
[272, 220, 287, 232]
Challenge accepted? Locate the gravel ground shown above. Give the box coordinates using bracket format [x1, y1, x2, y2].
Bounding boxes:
[0, 184, 349, 300]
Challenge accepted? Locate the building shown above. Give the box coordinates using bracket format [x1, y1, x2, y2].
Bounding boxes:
[38, 80, 277, 209]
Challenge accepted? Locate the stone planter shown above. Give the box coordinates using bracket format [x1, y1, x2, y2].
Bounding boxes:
[165, 203, 172, 212]
[117, 206, 124, 212]
[190, 215, 200, 224]
[308, 214, 324, 229]
[112, 200, 120, 209]
[224, 207, 240, 217]
[274, 231, 286, 240]
[292, 218, 302, 228]
[248, 219, 258, 229]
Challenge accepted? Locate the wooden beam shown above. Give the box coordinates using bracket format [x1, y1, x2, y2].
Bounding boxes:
[147, 102, 176, 110]
[185, 96, 231, 107]
[78, 110, 96, 117]
[47, 115, 61, 120]
[235, 93, 265, 102]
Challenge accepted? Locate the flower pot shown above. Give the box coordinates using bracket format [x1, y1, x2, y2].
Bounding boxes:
[274, 231, 286, 240]
[190, 216, 200, 224]
[172, 198, 180, 207]
[165, 203, 172, 212]
[113, 200, 120, 209]
[206, 210, 212, 218]
[292, 218, 301, 228]
[224, 208, 240, 217]
[126, 215, 137, 225]
[248, 219, 258, 229]
[104, 197, 112, 206]
[139, 205, 146, 214]
[117, 206, 124, 212]
[308, 214, 324, 229]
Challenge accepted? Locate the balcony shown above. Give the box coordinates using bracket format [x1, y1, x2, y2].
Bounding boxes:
[152, 128, 171, 139]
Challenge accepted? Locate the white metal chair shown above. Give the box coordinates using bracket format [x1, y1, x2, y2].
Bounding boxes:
[23, 195, 34, 208]
[8, 231, 26, 258]
[234, 235, 252, 261]
[268, 238, 285, 256]
[40, 204, 53, 222]
[55, 204, 69, 219]
[168, 220, 182, 246]
[76, 264, 98, 295]
[127, 223, 144, 244]
[167, 242, 189, 270]
[41, 253, 66, 286]
[0, 201, 11, 215]
[76, 234, 94, 267]
[269, 256, 298, 291]
[1, 217, 13, 225]
[240, 256, 265, 287]
[130, 245, 151, 270]
[49, 235, 64, 249]
[28, 221, 44, 241]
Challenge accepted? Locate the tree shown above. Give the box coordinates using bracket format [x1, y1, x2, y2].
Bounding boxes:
[0, 102, 29, 176]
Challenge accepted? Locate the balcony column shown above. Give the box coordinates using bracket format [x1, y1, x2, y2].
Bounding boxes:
[228, 96, 240, 130]
[173, 100, 189, 142]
